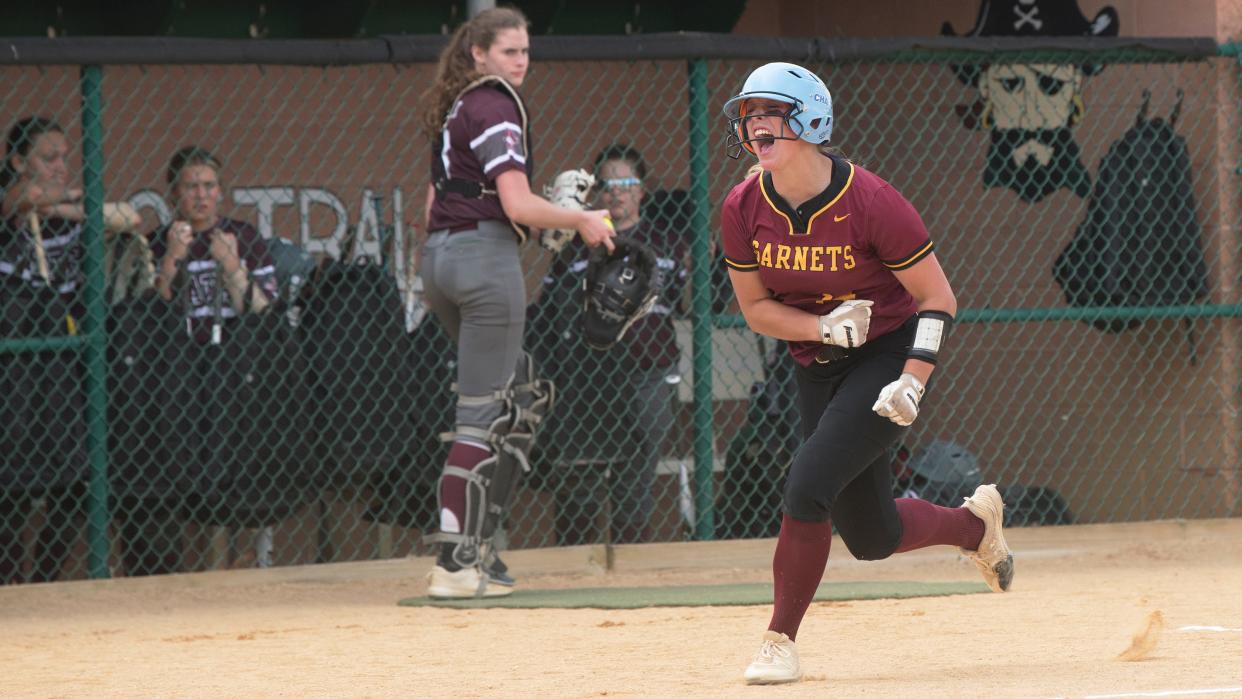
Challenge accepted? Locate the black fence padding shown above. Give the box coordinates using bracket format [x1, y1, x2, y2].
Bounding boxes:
[183, 306, 314, 528]
[106, 292, 199, 503]
[523, 260, 615, 471]
[0, 36, 1216, 67]
[361, 316, 456, 529]
[715, 340, 801, 540]
[298, 261, 421, 487]
[0, 286, 86, 493]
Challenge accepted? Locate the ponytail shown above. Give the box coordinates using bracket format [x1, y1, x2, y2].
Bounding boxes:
[419, 7, 529, 140]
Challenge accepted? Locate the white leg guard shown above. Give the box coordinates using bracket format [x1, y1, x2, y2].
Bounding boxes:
[509, 350, 556, 438]
[425, 351, 555, 568]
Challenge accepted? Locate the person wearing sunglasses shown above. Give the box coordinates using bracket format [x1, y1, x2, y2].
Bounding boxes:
[531, 143, 687, 546]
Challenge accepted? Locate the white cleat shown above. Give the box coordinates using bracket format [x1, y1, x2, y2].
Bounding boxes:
[744, 630, 802, 685]
[426, 564, 514, 599]
[961, 484, 1015, 592]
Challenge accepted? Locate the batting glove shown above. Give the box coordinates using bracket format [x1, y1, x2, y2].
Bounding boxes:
[872, 373, 925, 426]
[818, 299, 873, 348]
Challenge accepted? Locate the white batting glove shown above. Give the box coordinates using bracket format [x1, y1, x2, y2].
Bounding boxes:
[818, 299, 873, 348]
[872, 373, 925, 426]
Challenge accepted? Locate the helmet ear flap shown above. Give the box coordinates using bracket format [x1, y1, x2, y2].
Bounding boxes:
[735, 124, 756, 155]
[736, 101, 755, 155]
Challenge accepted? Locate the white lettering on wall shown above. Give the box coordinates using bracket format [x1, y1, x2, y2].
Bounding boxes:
[298, 188, 348, 258]
[232, 187, 296, 239]
[126, 187, 409, 289]
[353, 189, 382, 261]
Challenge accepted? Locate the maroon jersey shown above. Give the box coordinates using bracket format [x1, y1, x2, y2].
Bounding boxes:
[150, 217, 278, 343]
[1, 214, 83, 306]
[721, 155, 933, 366]
[428, 81, 532, 234]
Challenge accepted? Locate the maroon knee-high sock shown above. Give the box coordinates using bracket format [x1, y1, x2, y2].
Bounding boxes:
[768, 514, 834, 641]
[438, 440, 492, 534]
[893, 497, 984, 553]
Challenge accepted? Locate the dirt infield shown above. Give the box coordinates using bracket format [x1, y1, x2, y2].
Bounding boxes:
[2, 518, 1241, 698]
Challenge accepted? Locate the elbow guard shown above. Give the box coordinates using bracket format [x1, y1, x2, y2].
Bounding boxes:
[908, 310, 953, 365]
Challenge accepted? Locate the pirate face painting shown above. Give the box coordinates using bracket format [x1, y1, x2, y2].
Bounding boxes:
[978, 62, 1090, 202]
[944, 0, 1119, 203]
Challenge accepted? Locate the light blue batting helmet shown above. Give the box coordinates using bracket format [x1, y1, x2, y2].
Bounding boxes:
[722, 62, 833, 158]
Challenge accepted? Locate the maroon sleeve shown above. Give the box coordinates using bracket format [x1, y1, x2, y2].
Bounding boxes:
[230, 221, 278, 302]
[864, 185, 934, 271]
[466, 90, 527, 181]
[720, 178, 758, 272]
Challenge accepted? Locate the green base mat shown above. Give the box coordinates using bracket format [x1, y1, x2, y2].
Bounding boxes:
[398, 580, 989, 609]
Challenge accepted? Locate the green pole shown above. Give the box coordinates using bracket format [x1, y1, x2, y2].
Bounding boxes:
[80, 65, 111, 579]
[0, 336, 89, 353]
[687, 59, 715, 540]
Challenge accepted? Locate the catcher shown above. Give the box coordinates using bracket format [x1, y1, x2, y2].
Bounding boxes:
[418, 7, 613, 599]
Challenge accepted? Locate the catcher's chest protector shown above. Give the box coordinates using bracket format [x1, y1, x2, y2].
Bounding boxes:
[1053, 96, 1209, 333]
[432, 75, 533, 244]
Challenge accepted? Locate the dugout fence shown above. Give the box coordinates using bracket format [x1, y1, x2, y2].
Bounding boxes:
[0, 35, 1238, 581]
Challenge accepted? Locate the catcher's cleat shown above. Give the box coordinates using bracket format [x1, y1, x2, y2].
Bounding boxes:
[744, 630, 802, 685]
[427, 564, 514, 599]
[960, 484, 1015, 592]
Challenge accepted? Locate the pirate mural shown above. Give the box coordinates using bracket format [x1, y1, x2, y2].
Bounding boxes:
[943, 0, 1119, 203]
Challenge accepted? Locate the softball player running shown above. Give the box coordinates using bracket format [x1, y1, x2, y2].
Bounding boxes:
[719, 61, 1015, 684]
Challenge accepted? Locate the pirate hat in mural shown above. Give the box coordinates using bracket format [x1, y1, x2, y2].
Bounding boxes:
[942, 0, 1120, 85]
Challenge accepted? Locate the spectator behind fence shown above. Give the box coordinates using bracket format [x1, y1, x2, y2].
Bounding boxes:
[152, 146, 274, 322]
[145, 146, 283, 571]
[0, 117, 91, 583]
[531, 144, 687, 545]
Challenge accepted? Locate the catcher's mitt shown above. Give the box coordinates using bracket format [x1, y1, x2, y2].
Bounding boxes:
[540, 168, 595, 253]
[581, 236, 660, 350]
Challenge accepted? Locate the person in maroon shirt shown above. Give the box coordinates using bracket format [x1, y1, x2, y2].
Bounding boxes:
[719, 63, 1016, 684]
[151, 146, 277, 341]
[535, 144, 686, 545]
[417, 7, 615, 599]
[0, 116, 88, 584]
[144, 146, 279, 575]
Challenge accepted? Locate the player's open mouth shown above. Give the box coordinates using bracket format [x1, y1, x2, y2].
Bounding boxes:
[753, 126, 776, 155]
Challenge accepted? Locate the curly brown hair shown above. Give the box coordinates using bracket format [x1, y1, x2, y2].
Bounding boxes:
[419, 7, 530, 140]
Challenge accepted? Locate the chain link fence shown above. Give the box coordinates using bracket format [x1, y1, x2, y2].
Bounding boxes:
[0, 36, 1238, 582]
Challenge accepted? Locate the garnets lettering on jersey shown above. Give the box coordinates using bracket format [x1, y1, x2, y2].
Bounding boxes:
[720, 154, 934, 365]
[428, 82, 533, 234]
